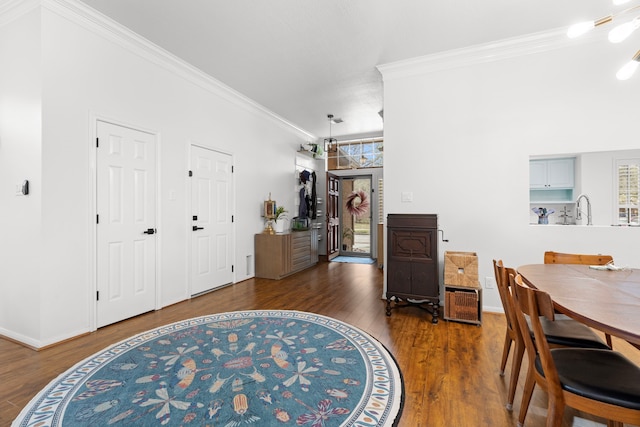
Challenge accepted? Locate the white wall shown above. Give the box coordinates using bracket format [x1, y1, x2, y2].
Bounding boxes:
[380, 34, 640, 312]
[0, 2, 312, 347]
[0, 7, 43, 344]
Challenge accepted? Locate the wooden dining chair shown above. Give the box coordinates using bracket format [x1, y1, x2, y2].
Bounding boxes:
[492, 260, 609, 412]
[543, 251, 613, 266]
[512, 273, 640, 427]
[493, 260, 525, 411]
[543, 251, 615, 347]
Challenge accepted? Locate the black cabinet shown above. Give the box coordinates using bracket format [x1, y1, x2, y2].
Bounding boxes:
[386, 214, 439, 323]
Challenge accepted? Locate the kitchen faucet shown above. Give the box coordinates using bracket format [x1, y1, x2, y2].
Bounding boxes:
[575, 193, 592, 225]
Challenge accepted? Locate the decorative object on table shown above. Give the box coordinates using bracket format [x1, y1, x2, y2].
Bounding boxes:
[532, 207, 555, 224]
[291, 216, 310, 231]
[273, 206, 288, 233]
[263, 194, 276, 234]
[13, 310, 404, 427]
[345, 190, 369, 217]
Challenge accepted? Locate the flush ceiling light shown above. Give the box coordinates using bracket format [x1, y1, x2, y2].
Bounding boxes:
[567, 1, 640, 80]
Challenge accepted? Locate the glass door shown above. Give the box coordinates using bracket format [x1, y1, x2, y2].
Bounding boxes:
[340, 176, 371, 256]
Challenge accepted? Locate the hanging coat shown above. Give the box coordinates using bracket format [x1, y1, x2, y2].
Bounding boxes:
[298, 187, 308, 218]
[310, 171, 317, 219]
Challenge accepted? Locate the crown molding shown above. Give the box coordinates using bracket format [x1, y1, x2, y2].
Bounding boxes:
[377, 27, 599, 81]
[2, 0, 314, 140]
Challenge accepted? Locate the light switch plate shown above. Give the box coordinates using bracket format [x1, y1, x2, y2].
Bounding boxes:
[401, 191, 413, 202]
[485, 276, 496, 289]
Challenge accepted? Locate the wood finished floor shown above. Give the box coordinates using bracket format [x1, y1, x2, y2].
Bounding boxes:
[1, 261, 639, 427]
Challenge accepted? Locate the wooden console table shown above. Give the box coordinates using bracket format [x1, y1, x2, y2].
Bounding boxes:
[255, 230, 318, 279]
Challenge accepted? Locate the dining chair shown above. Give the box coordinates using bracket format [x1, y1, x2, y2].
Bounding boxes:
[512, 273, 640, 427]
[543, 251, 614, 347]
[492, 260, 609, 412]
[493, 260, 525, 411]
[543, 251, 613, 266]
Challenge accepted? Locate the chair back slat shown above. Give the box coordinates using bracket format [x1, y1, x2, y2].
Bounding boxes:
[543, 251, 613, 266]
[493, 260, 519, 334]
[535, 289, 556, 320]
[509, 274, 537, 367]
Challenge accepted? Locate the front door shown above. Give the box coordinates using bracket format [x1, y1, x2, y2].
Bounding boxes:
[191, 145, 233, 295]
[340, 176, 372, 256]
[96, 121, 157, 328]
[327, 173, 340, 259]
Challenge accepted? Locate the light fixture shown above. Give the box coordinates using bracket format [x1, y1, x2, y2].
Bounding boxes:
[324, 114, 338, 153]
[608, 16, 640, 43]
[567, 1, 640, 80]
[567, 15, 612, 39]
[617, 49, 640, 79]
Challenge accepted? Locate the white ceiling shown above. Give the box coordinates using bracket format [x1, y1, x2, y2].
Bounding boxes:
[78, 0, 611, 139]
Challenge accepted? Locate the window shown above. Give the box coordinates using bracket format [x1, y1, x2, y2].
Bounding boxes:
[616, 158, 639, 225]
[327, 138, 383, 170]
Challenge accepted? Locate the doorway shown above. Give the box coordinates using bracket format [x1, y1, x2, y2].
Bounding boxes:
[96, 120, 157, 328]
[340, 176, 372, 257]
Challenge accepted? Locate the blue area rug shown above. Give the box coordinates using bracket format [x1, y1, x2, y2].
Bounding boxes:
[332, 256, 376, 264]
[14, 310, 403, 427]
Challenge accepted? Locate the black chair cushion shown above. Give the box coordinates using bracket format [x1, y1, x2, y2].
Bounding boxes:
[527, 316, 610, 349]
[535, 348, 640, 410]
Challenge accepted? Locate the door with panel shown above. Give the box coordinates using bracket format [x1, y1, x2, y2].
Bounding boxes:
[191, 145, 234, 295]
[327, 173, 340, 260]
[96, 121, 157, 328]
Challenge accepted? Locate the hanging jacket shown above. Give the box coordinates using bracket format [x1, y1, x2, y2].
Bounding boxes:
[310, 171, 317, 219]
[298, 187, 308, 218]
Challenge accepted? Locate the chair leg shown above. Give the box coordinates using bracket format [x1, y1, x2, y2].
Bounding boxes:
[545, 397, 565, 427]
[605, 333, 613, 349]
[500, 332, 513, 375]
[518, 365, 536, 427]
[506, 339, 525, 411]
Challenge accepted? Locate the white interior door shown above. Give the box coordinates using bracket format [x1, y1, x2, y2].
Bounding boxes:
[191, 145, 233, 295]
[96, 121, 157, 328]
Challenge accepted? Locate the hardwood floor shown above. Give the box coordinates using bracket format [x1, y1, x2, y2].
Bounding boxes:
[1, 261, 639, 426]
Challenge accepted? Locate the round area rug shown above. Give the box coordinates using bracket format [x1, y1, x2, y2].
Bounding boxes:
[14, 310, 403, 426]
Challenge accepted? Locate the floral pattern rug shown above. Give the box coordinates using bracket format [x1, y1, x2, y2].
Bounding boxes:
[13, 310, 403, 426]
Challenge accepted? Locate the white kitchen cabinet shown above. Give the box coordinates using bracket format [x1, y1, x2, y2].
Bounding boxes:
[530, 158, 575, 189]
[530, 158, 575, 203]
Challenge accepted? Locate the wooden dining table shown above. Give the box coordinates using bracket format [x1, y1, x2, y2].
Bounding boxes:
[518, 263, 640, 348]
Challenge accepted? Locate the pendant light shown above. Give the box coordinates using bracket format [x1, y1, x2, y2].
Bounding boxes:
[324, 114, 338, 153]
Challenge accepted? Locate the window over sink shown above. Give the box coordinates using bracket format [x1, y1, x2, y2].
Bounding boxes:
[617, 158, 639, 226]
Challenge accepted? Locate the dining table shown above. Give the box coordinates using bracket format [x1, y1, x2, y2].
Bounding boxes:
[517, 263, 640, 348]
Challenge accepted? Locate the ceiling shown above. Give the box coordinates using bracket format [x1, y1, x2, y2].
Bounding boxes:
[78, 0, 611, 140]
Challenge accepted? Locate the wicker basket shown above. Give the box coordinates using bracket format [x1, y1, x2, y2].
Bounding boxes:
[444, 251, 479, 287]
[445, 289, 479, 322]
